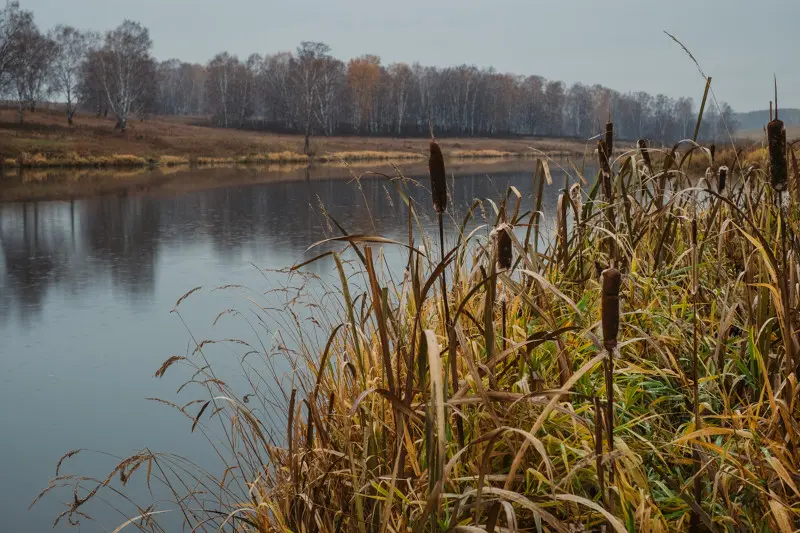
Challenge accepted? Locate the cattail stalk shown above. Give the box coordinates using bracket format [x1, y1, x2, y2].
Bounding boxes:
[496, 212, 513, 353]
[569, 183, 584, 281]
[429, 140, 464, 448]
[601, 267, 621, 489]
[598, 140, 616, 262]
[557, 192, 569, 272]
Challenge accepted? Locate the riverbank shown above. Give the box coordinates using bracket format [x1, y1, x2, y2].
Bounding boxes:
[0, 107, 589, 170]
[0, 158, 553, 203]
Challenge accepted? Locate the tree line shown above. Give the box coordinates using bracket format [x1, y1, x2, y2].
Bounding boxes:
[0, 2, 738, 143]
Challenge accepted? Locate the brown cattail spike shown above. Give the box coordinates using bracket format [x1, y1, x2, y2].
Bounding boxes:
[496, 216, 513, 271]
[717, 166, 728, 193]
[598, 140, 611, 176]
[429, 141, 448, 212]
[709, 144, 716, 165]
[767, 118, 788, 192]
[637, 139, 652, 173]
[601, 267, 621, 352]
[604, 122, 614, 161]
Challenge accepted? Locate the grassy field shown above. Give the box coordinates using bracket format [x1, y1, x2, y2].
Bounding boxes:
[0, 107, 590, 169]
[36, 128, 800, 531]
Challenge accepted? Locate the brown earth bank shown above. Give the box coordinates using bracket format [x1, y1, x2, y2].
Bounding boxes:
[0, 106, 594, 169]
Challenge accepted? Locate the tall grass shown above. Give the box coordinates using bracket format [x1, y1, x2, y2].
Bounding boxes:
[35, 116, 800, 532]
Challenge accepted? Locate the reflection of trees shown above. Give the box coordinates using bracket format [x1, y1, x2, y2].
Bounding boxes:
[82, 195, 160, 295]
[0, 166, 570, 328]
[0, 202, 73, 325]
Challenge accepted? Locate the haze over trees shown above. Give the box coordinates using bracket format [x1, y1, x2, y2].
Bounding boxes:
[0, 2, 739, 141]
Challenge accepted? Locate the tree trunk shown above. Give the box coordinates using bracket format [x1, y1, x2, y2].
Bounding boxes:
[17, 105, 23, 124]
[67, 108, 74, 126]
[303, 120, 312, 156]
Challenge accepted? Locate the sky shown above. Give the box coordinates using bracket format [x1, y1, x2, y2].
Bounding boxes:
[22, 0, 800, 112]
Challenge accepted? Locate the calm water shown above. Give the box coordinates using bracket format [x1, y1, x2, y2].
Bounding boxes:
[0, 163, 572, 531]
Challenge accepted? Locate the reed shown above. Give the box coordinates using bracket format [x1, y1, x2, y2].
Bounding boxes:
[37, 111, 800, 533]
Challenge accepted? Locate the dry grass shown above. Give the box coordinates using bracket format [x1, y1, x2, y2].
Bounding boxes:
[0, 107, 590, 170]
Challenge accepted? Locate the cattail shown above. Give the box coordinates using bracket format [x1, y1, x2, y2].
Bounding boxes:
[557, 192, 569, 270]
[496, 222, 513, 270]
[637, 139, 652, 174]
[601, 267, 621, 352]
[598, 140, 612, 177]
[429, 141, 448, 212]
[709, 144, 716, 165]
[718, 165, 728, 193]
[604, 122, 614, 161]
[569, 183, 583, 224]
[767, 118, 788, 192]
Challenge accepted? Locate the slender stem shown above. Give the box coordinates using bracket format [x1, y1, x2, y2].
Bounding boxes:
[690, 216, 701, 533]
[605, 351, 614, 484]
[594, 396, 605, 505]
[501, 301, 507, 353]
[438, 212, 464, 448]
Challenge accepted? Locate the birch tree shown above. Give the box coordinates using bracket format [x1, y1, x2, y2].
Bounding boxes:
[97, 20, 154, 131]
[49, 25, 90, 125]
[8, 17, 55, 122]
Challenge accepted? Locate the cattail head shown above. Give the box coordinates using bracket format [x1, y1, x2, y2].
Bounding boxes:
[637, 139, 652, 173]
[569, 182, 583, 224]
[429, 140, 447, 213]
[601, 267, 621, 352]
[709, 144, 716, 165]
[604, 122, 614, 161]
[717, 165, 728, 192]
[598, 140, 611, 176]
[767, 118, 788, 192]
[494, 216, 513, 271]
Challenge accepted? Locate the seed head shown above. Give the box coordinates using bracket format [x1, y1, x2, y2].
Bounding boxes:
[598, 140, 611, 176]
[496, 224, 513, 270]
[569, 183, 583, 224]
[601, 267, 621, 352]
[637, 139, 652, 173]
[767, 118, 788, 192]
[717, 165, 728, 193]
[604, 122, 614, 161]
[429, 141, 448, 213]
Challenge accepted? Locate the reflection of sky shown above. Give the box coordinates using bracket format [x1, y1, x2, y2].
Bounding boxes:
[0, 165, 577, 532]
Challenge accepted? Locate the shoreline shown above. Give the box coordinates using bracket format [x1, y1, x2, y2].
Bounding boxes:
[0, 158, 557, 203]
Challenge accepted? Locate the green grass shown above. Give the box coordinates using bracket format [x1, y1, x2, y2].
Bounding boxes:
[34, 124, 800, 531]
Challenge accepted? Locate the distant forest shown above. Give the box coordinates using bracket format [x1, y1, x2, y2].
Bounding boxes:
[736, 109, 800, 131]
[0, 2, 739, 142]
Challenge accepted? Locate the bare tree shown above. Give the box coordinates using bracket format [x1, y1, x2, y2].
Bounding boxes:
[8, 17, 55, 122]
[49, 25, 89, 125]
[0, 1, 30, 92]
[206, 52, 237, 127]
[292, 41, 331, 154]
[97, 20, 154, 131]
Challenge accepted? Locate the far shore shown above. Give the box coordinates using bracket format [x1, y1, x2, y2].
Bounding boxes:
[0, 158, 561, 203]
[0, 107, 594, 171]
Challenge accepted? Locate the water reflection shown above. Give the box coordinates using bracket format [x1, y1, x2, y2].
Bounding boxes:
[0, 166, 572, 328]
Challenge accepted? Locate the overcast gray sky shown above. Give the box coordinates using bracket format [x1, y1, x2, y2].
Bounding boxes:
[24, 0, 799, 112]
